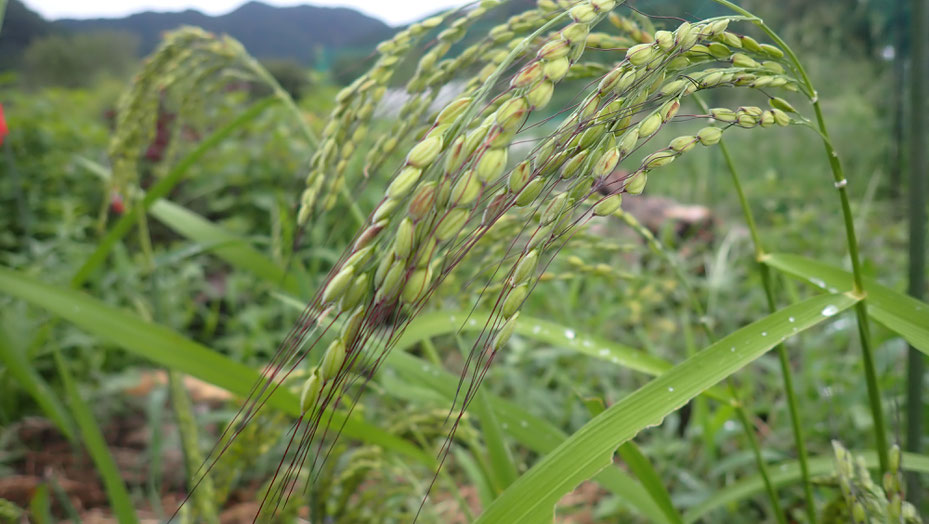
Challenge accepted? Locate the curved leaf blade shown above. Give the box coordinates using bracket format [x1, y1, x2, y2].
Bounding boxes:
[53, 349, 139, 524]
[765, 253, 929, 355]
[0, 266, 430, 464]
[683, 451, 929, 522]
[475, 293, 859, 524]
[0, 335, 75, 441]
[397, 311, 670, 377]
[385, 350, 673, 523]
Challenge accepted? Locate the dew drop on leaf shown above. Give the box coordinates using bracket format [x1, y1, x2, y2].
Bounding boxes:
[821, 304, 839, 317]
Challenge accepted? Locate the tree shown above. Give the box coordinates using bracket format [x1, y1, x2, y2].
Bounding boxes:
[22, 31, 138, 88]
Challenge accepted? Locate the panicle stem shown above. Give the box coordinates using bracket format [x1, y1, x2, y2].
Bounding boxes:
[695, 92, 818, 523]
[713, 0, 890, 477]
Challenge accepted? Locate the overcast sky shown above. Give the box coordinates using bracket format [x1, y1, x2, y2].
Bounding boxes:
[23, 0, 466, 26]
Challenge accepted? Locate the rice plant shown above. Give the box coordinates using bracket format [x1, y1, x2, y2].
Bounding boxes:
[156, 0, 925, 521]
[2, 0, 927, 522]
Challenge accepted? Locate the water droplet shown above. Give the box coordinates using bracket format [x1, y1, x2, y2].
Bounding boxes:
[761, 331, 767, 337]
[730, 347, 735, 352]
[809, 277, 826, 288]
[564, 329, 576, 339]
[668, 387, 675, 392]
[788, 316, 795, 323]
[532, 325, 541, 334]
[821, 304, 839, 317]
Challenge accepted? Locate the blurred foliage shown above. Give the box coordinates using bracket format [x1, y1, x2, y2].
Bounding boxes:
[22, 31, 139, 88]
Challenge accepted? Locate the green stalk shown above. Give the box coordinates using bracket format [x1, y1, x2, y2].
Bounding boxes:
[698, 93, 817, 523]
[0, 0, 8, 34]
[906, 0, 927, 505]
[888, 0, 907, 201]
[614, 210, 786, 524]
[169, 371, 219, 524]
[712, 0, 890, 475]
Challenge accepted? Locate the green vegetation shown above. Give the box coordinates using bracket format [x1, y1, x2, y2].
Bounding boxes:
[0, 0, 926, 523]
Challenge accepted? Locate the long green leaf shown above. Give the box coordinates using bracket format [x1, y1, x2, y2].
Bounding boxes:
[475, 293, 859, 523]
[0, 335, 75, 441]
[71, 96, 279, 287]
[472, 389, 519, 493]
[683, 451, 929, 522]
[384, 350, 673, 523]
[765, 253, 929, 355]
[397, 311, 669, 377]
[149, 199, 300, 294]
[53, 348, 139, 524]
[617, 442, 683, 524]
[76, 159, 306, 296]
[0, 266, 430, 464]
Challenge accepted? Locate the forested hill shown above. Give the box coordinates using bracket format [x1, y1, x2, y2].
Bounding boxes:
[0, 0, 393, 67]
[56, 1, 393, 63]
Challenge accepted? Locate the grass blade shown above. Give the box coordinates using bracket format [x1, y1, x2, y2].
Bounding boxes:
[764, 253, 929, 354]
[616, 442, 683, 524]
[28, 483, 51, 524]
[0, 335, 75, 441]
[385, 351, 672, 523]
[0, 266, 430, 464]
[475, 293, 859, 523]
[53, 348, 139, 524]
[472, 389, 519, 493]
[397, 311, 669, 377]
[149, 199, 302, 294]
[683, 451, 929, 522]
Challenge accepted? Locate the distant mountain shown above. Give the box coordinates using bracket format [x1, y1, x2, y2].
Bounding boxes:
[55, 1, 393, 64]
[0, 0, 55, 69]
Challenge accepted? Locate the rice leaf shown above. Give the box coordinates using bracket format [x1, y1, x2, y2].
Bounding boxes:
[0, 266, 431, 464]
[765, 253, 929, 354]
[475, 292, 859, 523]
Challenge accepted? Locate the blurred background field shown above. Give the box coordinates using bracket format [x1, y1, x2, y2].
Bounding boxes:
[0, 0, 925, 522]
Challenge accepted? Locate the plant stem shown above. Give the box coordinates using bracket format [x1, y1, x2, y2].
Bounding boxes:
[711, 0, 890, 475]
[889, 0, 907, 201]
[907, 0, 927, 506]
[170, 371, 220, 524]
[699, 95, 817, 522]
[0, 0, 8, 34]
